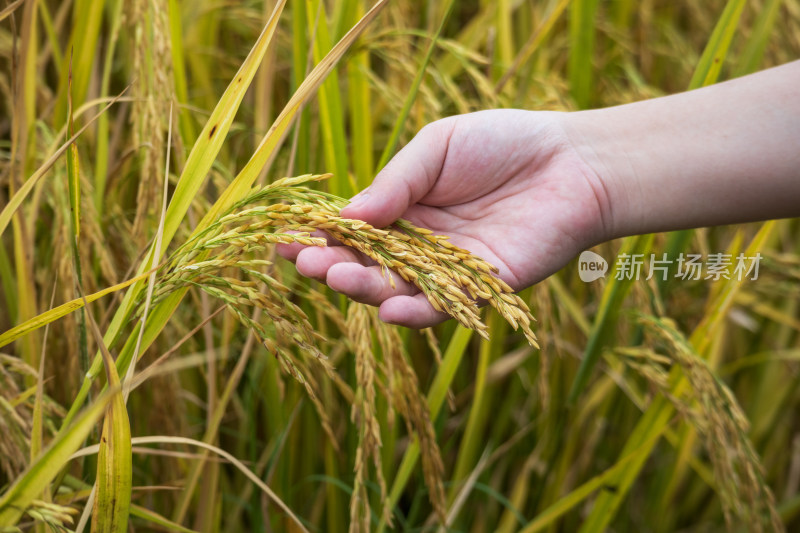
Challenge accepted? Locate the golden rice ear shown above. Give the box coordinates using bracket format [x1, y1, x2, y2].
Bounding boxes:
[136, 177, 539, 529]
[610, 315, 782, 532]
[346, 303, 388, 531]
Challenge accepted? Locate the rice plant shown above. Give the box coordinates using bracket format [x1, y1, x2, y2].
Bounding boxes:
[1, 0, 799, 532]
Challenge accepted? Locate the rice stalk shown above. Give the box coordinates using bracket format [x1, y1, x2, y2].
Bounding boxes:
[378, 326, 475, 533]
[383, 322, 447, 523]
[614, 315, 783, 532]
[346, 303, 386, 532]
[130, 0, 174, 241]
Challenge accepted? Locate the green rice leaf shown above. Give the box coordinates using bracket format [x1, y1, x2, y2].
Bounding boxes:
[688, 0, 747, 90]
[568, 0, 601, 109]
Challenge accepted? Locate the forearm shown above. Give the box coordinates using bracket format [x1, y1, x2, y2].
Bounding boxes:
[565, 60, 800, 240]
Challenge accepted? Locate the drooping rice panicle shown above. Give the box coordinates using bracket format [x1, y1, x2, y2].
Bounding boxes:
[614, 316, 783, 533]
[346, 303, 388, 532]
[141, 174, 538, 369]
[133, 173, 532, 526]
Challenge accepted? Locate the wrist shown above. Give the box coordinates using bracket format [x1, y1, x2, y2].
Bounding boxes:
[559, 109, 643, 243]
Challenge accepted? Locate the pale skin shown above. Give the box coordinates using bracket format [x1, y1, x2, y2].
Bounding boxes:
[278, 60, 800, 328]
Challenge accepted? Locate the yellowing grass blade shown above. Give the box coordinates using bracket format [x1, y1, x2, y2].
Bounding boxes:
[129, 505, 199, 533]
[0, 0, 25, 23]
[91, 384, 131, 533]
[83, 301, 132, 533]
[0, 390, 116, 526]
[688, 0, 746, 90]
[91, 381, 131, 533]
[0, 267, 159, 350]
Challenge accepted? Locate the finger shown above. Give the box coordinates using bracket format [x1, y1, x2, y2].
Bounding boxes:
[378, 293, 451, 328]
[275, 230, 343, 262]
[326, 263, 418, 306]
[294, 246, 370, 281]
[341, 117, 457, 228]
[275, 241, 305, 262]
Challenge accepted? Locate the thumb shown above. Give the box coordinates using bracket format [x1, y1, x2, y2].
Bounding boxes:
[341, 117, 455, 228]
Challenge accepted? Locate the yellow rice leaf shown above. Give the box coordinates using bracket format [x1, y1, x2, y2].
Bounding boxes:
[0, 268, 158, 350]
[83, 303, 132, 533]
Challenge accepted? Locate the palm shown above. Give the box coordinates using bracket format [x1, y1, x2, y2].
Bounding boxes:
[280, 110, 609, 327]
[396, 110, 606, 289]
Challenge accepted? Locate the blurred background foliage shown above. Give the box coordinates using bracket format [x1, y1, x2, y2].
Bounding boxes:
[1, 0, 799, 531]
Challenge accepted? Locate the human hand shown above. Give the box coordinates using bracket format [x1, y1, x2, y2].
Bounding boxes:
[278, 109, 612, 328]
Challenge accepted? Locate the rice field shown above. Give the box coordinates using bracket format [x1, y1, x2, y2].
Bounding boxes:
[1, 0, 799, 531]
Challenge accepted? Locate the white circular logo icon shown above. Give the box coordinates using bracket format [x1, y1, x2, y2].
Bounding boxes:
[578, 251, 608, 282]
